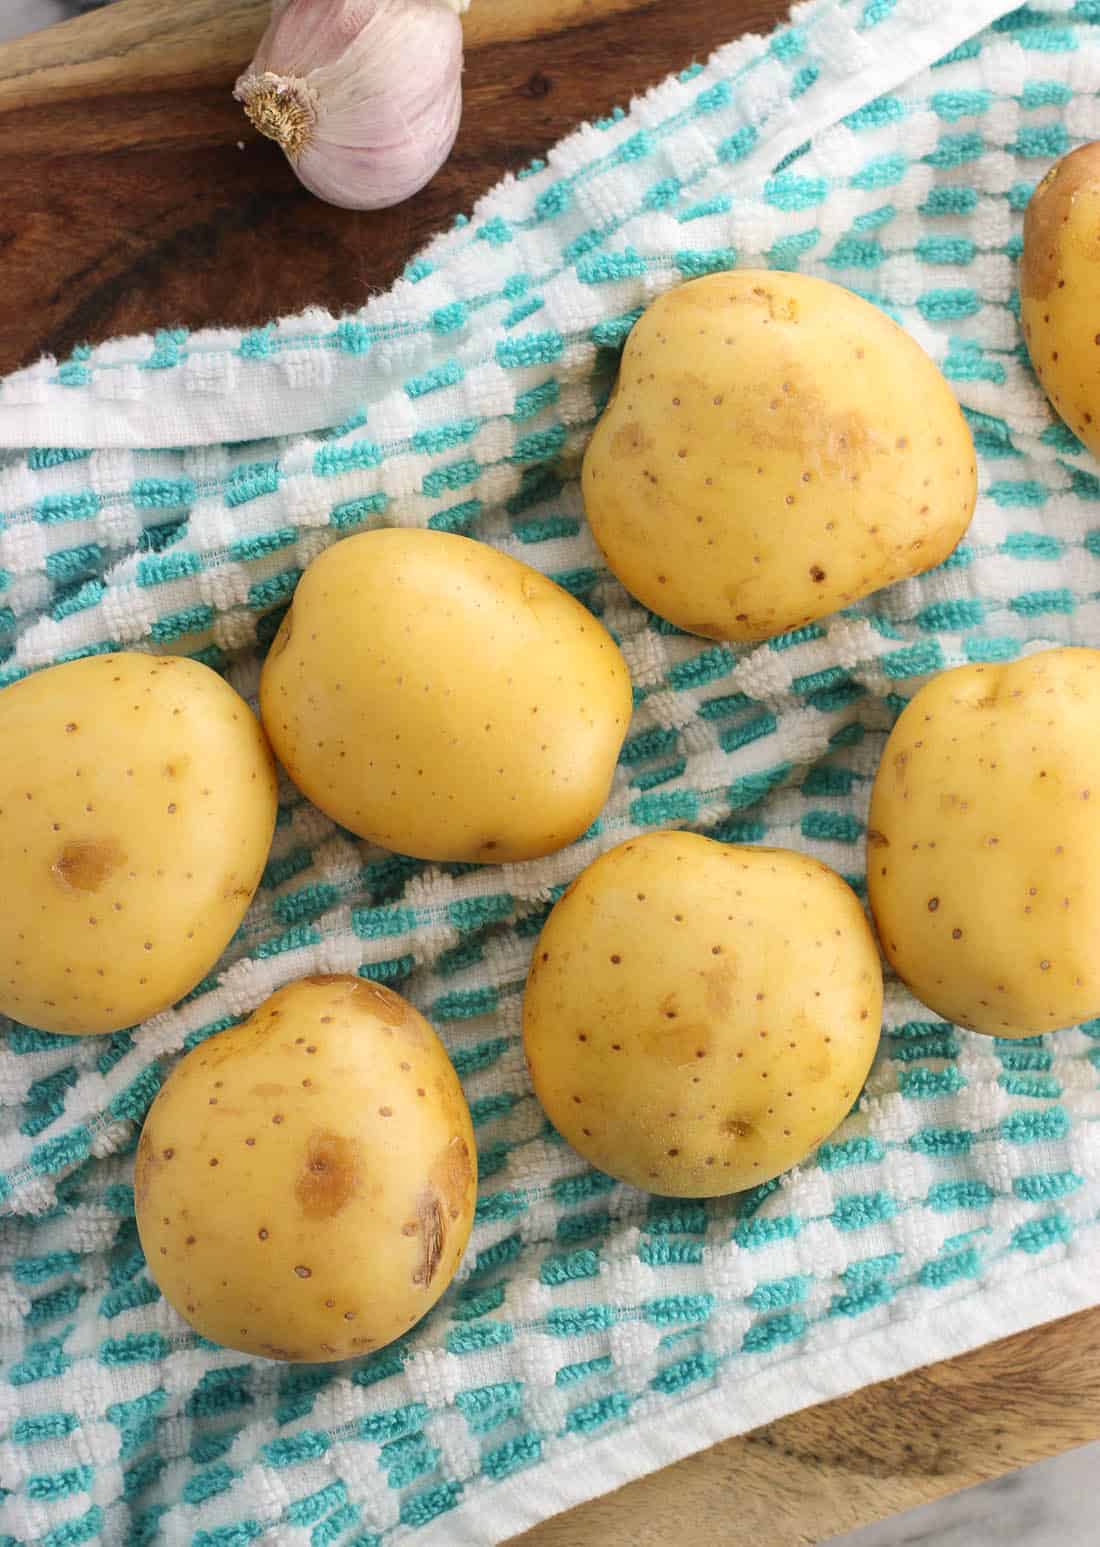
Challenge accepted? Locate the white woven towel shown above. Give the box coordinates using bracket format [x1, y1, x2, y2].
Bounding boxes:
[3, 3, 1100, 1546]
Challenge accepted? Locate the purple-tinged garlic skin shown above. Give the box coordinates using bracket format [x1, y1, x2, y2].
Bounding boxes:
[235, 0, 467, 212]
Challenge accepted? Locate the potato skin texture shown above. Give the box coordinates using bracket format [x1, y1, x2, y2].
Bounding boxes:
[0, 653, 277, 1037]
[868, 648, 1100, 1038]
[1021, 142, 1100, 458]
[260, 529, 633, 864]
[135, 975, 477, 1362]
[582, 271, 976, 642]
[523, 832, 882, 1196]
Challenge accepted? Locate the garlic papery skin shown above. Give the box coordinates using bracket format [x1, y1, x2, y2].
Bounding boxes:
[235, 0, 470, 212]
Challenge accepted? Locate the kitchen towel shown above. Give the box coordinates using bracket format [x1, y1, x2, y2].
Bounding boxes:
[3, 2, 1100, 1545]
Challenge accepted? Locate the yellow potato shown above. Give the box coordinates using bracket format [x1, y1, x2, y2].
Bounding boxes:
[0, 653, 277, 1037]
[582, 271, 976, 642]
[260, 529, 633, 863]
[135, 974, 477, 1362]
[868, 647, 1100, 1037]
[1022, 142, 1100, 457]
[523, 832, 882, 1196]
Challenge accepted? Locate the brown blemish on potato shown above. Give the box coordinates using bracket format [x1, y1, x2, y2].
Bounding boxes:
[295, 1130, 363, 1219]
[430, 1134, 474, 1222]
[133, 1129, 157, 1206]
[52, 838, 125, 893]
[704, 959, 736, 1015]
[415, 1187, 446, 1287]
[721, 1116, 755, 1139]
[611, 421, 653, 458]
[767, 292, 799, 325]
[1022, 144, 1100, 301]
[736, 378, 877, 481]
[301, 975, 412, 1031]
[268, 608, 294, 661]
[337, 977, 405, 1027]
[354, 979, 409, 1026]
[805, 1048, 832, 1083]
[866, 829, 890, 849]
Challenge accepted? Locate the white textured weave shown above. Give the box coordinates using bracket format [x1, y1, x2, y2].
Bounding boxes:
[3, 3, 1100, 1546]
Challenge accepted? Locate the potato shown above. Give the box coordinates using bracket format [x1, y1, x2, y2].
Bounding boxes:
[582, 271, 976, 642]
[868, 647, 1100, 1037]
[523, 831, 882, 1196]
[135, 974, 477, 1362]
[260, 529, 633, 863]
[0, 653, 277, 1037]
[1022, 142, 1100, 458]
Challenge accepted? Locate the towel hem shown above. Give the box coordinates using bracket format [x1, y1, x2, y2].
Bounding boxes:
[420, 1248, 1100, 1546]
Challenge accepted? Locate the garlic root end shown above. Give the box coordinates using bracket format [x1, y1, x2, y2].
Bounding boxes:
[235, 71, 317, 160]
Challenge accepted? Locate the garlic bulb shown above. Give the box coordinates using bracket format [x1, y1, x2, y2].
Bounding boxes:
[235, 0, 470, 212]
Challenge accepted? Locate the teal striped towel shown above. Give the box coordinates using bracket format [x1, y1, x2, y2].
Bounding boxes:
[2, 2, 1099, 1544]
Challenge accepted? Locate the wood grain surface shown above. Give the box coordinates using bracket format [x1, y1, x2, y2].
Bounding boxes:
[512, 1309, 1100, 1547]
[1, 2, 1099, 1543]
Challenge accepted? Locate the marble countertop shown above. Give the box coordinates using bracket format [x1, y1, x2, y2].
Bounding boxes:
[829, 1442, 1095, 1547]
[0, 3, 1096, 1545]
[0, 0, 109, 45]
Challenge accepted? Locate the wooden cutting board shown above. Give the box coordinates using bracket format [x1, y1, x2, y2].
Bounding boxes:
[1, 3, 1098, 1542]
